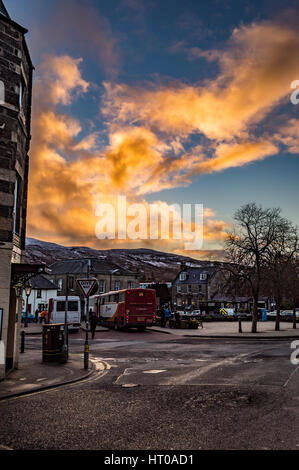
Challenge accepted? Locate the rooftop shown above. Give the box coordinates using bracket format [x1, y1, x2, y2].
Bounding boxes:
[29, 275, 58, 290]
[0, 1, 9, 19]
[50, 258, 136, 276]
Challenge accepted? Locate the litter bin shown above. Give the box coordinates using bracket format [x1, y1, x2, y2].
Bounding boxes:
[42, 323, 68, 363]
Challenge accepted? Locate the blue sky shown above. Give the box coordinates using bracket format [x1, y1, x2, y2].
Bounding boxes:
[5, 0, 299, 255]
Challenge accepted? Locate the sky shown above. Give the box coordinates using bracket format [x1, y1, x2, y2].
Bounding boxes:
[5, 0, 299, 258]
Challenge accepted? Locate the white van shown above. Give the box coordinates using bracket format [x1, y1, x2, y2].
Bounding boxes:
[48, 296, 81, 332]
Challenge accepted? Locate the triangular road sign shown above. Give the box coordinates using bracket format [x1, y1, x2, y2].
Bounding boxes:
[76, 278, 98, 298]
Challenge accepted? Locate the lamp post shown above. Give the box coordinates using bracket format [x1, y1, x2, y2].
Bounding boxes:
[24, 283, 32, 328]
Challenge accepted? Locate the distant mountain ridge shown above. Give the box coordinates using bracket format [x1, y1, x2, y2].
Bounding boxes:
[25, 238, 226, 282]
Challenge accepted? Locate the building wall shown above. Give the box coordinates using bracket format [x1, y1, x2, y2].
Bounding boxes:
[0, 13, 32, 378]
[0, 245, 11, 377]
[22, 288, 58, 315]
[48, 273, 139, 297]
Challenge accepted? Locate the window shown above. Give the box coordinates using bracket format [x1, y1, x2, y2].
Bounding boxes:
[37, 289, 42, 299]
[200, 274, 207, 281]
[57, 278, 63, 291]
[177, 285, 181, 293]
[188, 285, 192, 294]
[68, 276, 75, 290]
[0, 80, 4, 105]
[19, 75, 25, 109]
[56, 301, 78, 312]
[56, 301, 65, 312]
[179, 272, 187, 281]
[128, 281, 134, 289]
[98, 280, 105, 294]
[114, 280, 120, 291]
[13, 173, 22, 235]
[68, 301, 79, 312]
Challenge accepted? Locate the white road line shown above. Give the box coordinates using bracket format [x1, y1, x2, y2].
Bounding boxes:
[161, 349, 264, 386]
[283, 366, 298, 388]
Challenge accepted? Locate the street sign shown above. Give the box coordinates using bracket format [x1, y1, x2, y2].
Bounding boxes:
[76, 278, 98, 298]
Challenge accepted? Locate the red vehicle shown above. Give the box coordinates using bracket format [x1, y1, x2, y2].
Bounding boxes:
[90, 288, 157, 331]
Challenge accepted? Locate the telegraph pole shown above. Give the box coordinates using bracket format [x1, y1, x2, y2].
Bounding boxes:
[63, 274, 69, 363]
[84, 260, 91, 370]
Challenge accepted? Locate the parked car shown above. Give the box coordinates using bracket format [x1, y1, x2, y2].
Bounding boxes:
[210, 312, 227, 321]
[237, 312, 252, 321]
[266, 310, 277, 320]
[190, 310, 202, 319]
[21, 311, 36, 323]
[280, 310, 299, 322]
[219, 308, 237, 320]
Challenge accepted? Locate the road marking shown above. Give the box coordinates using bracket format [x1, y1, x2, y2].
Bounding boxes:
[161, 350, 264, 386]
[143, 370, 166, 374]
[283, 366, 299, 388]
[0, 444, 13, 450]
[0, 358, 111, 402]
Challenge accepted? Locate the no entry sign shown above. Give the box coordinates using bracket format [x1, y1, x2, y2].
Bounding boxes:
[76, 278, 98, 298]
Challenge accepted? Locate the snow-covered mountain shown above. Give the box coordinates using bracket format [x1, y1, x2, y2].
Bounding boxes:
[25, 238, 226, 282]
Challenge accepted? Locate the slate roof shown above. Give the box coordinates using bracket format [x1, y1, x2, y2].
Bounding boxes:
[30, 275, 58, 290]
[173, 266, 217, 285]
[0, 1, 9, 19]
[50, 258, 136, 276]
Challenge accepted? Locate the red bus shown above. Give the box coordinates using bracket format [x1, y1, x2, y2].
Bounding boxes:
[90, 288, 157, 331]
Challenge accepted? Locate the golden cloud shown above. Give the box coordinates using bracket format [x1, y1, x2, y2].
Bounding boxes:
[27, 16, 299, 254]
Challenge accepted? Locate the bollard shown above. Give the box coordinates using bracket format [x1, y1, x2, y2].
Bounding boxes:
[20, 330, 25, 353]
[238, 318, 242, 333]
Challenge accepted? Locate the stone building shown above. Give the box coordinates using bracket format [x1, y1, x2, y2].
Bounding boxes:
[47, 258, 140, 304]
[172, 266, 218, 311]
[0, 1, 33, 378]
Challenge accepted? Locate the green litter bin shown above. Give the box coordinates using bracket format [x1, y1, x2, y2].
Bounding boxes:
[42, 323, 68, 363]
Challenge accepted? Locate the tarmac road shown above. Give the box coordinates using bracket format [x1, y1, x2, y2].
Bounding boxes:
[0, 330, 298, 450]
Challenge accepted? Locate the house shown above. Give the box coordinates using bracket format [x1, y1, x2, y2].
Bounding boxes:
[172, 265, 272, 313]
[172, 265, 219, 311]
[47, 258, 140, 299]
[22, 275, 58, 316]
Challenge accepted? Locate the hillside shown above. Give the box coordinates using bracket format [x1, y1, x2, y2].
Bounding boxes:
[25, 238, 226, 282]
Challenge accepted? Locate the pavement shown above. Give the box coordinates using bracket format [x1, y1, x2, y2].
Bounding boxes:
[0, 350, 96, 401]
[0, 320, 298, 401]
[0, 322, 108, 401]
[151, 319, 299, 338]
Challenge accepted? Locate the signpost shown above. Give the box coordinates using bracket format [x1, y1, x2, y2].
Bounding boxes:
[77, 268, 98, 370]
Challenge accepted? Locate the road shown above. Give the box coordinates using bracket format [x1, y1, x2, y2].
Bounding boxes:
[0, 328, 298, 450]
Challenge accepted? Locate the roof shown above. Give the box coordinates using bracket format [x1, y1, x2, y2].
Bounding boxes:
[173, 266, 217, 284]
[50, 259, 136, 276]
[0, 1, 9, 19]
[30, 275, 58, 290]
[0, 0, 33, 69]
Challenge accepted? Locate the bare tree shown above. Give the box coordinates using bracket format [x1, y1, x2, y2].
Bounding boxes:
[264, 220, 299, 331]
[285, 258, 299, 329]
[225, 203, 289, 333]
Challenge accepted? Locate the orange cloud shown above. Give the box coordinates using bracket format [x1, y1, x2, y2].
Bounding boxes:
[28, 15, 299, 254]
[28, 55, 226, 254]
